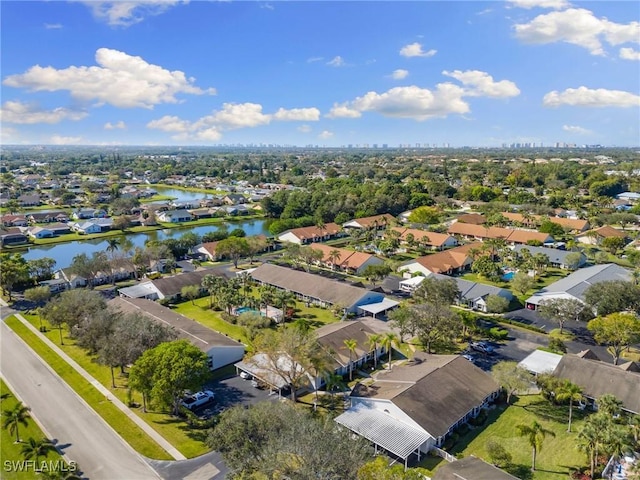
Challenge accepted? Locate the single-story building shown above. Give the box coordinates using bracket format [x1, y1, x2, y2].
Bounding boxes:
[447, 223, 553, 245]
[194, 241, 221, 261]
[335, 354, 500, 467]
[455, 213, 486, 225]
[309, 243, 384, 274]
[518, 349, 563, 375]
[552, 352, 640, 414]
[513, 244, 587, 270]
[249, 263, 396, 315]
[390, 227, 458, 251]
[26, 226, 54, 239]
[525, 263, 632, 310]
[110, 297, 245, 369]
[118, 269, 224, 301]
[70, 221, 103, 234]
[342, 213, 396, 231]
[398, 243, 480, 277]
[277, 223, 342, 245]
[576, 225, 628, 246]
[0, 227, 29, 247]
[1, 215, 28, 227]
[157, 210, 193, 223]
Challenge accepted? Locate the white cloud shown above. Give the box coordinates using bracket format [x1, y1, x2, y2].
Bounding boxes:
[318, 130, 333, 139]
[3, 48, 215, 109]
[327, 56, 345, 67]
[507, 0, 569, 9]
[514, 8, 640, 56]
[44, 23, 63, 29]
[391, 69, 409, 80]
[1, 126, 20, 143]
[620, 47, 640, 61]
[0, 100, 88, 124]
[543, 87, 640, 108]
[562, 125, 592, 134]
[50, 134, 83, 145]
[297, 124, 312, 133]
[272, 107, 320, 121]
[442, 70, 520, 98]
[307, 57, 324, 63]
[399, 43, 437, 58]
[81, 1, 187, 27]
[326, 103, 362, 119]
[104, 120, 126, 129]
[148, 102, 320, 141]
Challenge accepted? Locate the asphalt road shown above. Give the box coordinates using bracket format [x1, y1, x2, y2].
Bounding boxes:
[0, 320, 161, 480]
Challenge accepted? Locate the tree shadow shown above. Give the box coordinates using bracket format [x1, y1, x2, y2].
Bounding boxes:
[505, 464, 533, 480]
[522, 398, 573, 423]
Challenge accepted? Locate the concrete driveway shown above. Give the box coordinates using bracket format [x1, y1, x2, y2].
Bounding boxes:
[200, 373, 279, 416]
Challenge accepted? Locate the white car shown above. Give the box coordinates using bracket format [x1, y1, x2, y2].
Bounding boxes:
[239, 371, 252, 380]
[181, 390, 215, 410]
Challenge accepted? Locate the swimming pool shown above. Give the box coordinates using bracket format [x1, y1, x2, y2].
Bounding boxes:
[235, 306, 259, 315]
[502, 271, 515, 281]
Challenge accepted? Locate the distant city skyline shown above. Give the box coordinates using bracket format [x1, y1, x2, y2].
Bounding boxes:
[1, 1, 639, 147]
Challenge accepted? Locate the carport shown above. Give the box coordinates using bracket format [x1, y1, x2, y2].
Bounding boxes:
[357, 298, 399, 318]
[234, 354, 291, 397]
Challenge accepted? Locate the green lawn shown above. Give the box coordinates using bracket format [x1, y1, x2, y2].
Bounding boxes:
[5, 315, 189, 460]
[425, 395, 589, 480]
[1, 379, 71, 480]
[172, 298, 250, 344]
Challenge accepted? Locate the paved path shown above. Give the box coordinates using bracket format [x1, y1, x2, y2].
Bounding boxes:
[2, 304, 186, 461]
[1, 319, 161, 480]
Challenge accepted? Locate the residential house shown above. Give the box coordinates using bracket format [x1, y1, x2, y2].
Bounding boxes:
[1, 215, 28, 227]
[309, 243, 384, 274]
[335, 354, 500, 467]
[188, 208, 215, 220]
[72, 208, 107, 220]
[224, 194, 246, 205]
[26, 226, 54, 239]
[552, 352, 640, 414]
[110, 297, 245, 370]
[46, 222, 72, 235]
[391, 227, 458, 251]
[399, 273, 513, 312]
[513, 244, 587, 270]
[447, 222, 553, 245]
[194, 241, 221, 261]
[433, 456, 519, 480]
[18, 194, 41, 207]
[342, 213, 396, 231]
[277, 222, 342, 245]
[398, 243, 480, 277]
[55, 269, 88, 289]
[171, 200, 199, 210]
[157, 210, 193, 223]
[501, 212, 590, 233]
[27, 211, 69, 224]
[70, 221, 103, 235]
[518, 350, 563, 376]
[616, 192, 640, 202]
[0, 227, 28, 247]
[118, 269, 224, 302]
[576, 225, 628, 246]
[249, 263, 397, 316]
[525, 263, 632, 310]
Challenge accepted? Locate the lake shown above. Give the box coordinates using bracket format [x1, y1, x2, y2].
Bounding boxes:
[21, 218, 270, 270]
[145, 186, 220, 202]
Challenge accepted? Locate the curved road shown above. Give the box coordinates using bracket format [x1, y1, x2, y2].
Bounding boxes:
[1, 320, 161, 480]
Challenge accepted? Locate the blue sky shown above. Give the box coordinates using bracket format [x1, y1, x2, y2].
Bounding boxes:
[1, 1, 639, 147]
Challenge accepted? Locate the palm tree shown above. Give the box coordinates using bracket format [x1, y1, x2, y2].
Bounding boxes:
[577, 421, 599, 480]
[516, 420, 556, 471]
[308, 353, 329, 403]
[366, 333, 382, 369]
[275, 290, 296, 322]
[105, 238, 120, 254]
[381, 332, 399, 370]
[597, 394, 623, 417]
[2, 403, 31, 443]
[202, 275, 225, 309]
[555, 380, 583, 432]
[328, 249, 342, 270]
[21, 437, 57, 465]
[343, 339, 358, 381]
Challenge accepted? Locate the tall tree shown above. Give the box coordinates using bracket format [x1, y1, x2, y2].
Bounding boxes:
[27, 257, 56, 283]
[402, 303, 461, 353]
[344, 338, 358, 381]
[181, 285, 200, 304]
[516, 420, 556, 471]
[128, 340, 210, 415]
[201, 274, 225, 309]
[587, 312, 640, 365]
[491, 361, 532, 404]
[2, 403, 31, 443]
[367, 333, 382, 369]
[216, 236, 250, 268]
[555, 380, 583, 432]
[20, 437, 57, 464]
[381, 332, 399, 370]
[68, 252, 109, 288]
[412, 276, 459, 305]
[0, 253, 30, 301]
[538, 298, 586, 334]
[40, 289, 107, 345]
[584, 280, 640, 316]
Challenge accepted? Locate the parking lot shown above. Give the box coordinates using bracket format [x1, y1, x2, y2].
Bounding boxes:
[189, 373, 279, 417]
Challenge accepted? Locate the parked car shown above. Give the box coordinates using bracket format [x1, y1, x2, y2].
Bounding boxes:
[470, 341, 494, 354]
[239, 371, 252, 380]
[462, 353, 475, 362]
[181, 390, 215, 410]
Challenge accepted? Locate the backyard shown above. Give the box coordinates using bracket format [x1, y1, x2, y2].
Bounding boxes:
[422, 394, 589, 480]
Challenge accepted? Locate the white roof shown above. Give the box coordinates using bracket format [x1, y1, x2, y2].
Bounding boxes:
[518, 350, 562, 375]
[118, 282, 159, 298]
[335, 405, 432, 459]
[399, 277, 425, 287]
[358, 298, 400, 315]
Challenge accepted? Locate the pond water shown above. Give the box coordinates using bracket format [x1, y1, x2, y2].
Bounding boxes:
[21, 218, 270, 270]
[145, 186, 219, 202]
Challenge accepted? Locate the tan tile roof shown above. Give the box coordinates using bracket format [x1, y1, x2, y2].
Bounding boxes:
[284, 222, 341, 241]
[456, 213, 486, 225]
[447, 222, 552, 244]
[407, 242, 481, 274]
[309, 243, 379, 270]
[391, 227, 455, 247]
[345, 213, 395, 228]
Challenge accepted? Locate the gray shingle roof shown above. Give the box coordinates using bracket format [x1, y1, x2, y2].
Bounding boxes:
[433, 456, 519, 480]
[432, 274, 513, 302]
[553, 354, 640, 414]
[315, 321, 376, 368]
[250, 263, 379, 308]
[151, 269, 224, 297]
[513, 244, 585, 266]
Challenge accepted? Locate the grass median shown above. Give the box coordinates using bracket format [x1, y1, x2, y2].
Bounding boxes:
[4, 316, 173, 461]
[19, 313, 211, 458]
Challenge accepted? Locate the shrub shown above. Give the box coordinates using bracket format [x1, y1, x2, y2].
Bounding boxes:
[469, 409, 488, 426]
[548, 337, 567, 354]
[487, 440, 512, 467]
[489, 327, 509, 340]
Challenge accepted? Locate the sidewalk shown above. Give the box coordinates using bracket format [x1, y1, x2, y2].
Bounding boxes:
[1, 300, 186, 461]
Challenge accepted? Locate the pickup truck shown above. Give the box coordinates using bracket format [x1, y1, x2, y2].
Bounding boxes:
[181, 390, 215, 410]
